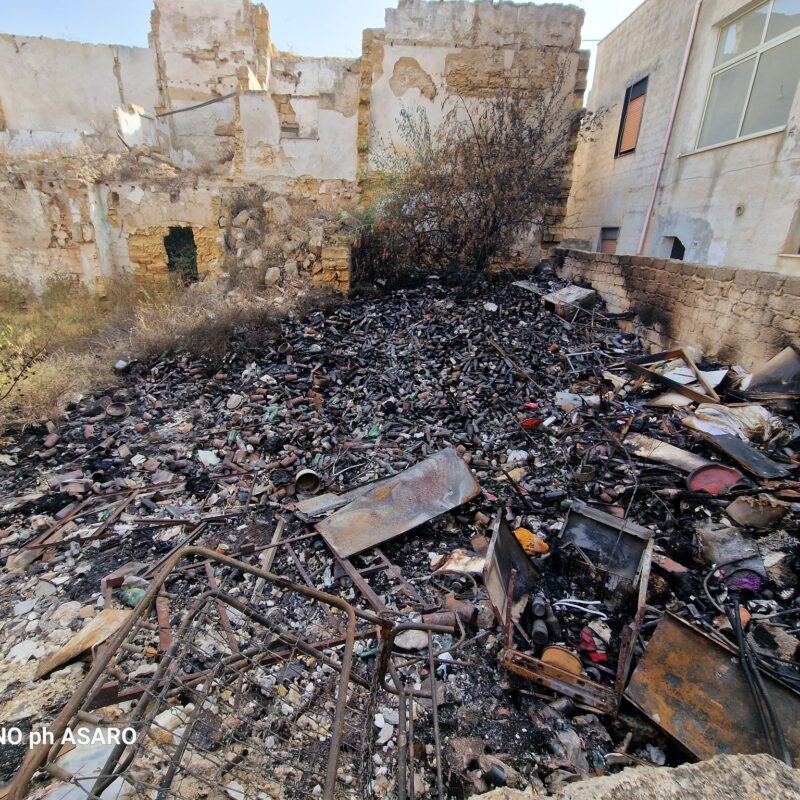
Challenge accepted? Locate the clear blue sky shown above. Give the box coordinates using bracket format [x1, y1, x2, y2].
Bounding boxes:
[0, 1, 643, 65]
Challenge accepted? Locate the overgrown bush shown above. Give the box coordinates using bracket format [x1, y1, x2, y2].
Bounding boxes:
[352, 63, 589, 287]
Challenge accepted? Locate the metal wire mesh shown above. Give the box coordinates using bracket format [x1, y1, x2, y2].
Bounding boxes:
[16, 550, 384, 800]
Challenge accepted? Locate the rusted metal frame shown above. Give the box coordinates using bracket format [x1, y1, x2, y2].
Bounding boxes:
[139, 522, 208, 579]
[428, 629, 444, 800]
[336, 553, 389, 612]
[407, 681, 416, 800]
[387, 661, 409, 800]
[8, 547, 362, 800]
[87, 628, 379, 711]
[374, 547, 426, 604]
[502, 649, 617, 715]
[87, 592, 366, 799]
[84, 617, 192, 800]
[379, 623, 458, 700]
[202, 564, 246, 711]
[154, 672, 219, 800]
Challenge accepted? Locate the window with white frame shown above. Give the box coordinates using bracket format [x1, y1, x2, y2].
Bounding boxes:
[697, 0, 800, 149]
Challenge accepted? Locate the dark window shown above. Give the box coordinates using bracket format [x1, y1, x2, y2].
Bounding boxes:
[164, 226, 198, 283]
[600, 227, 620, 255]
[615, 77, 648, 156]
[668, 236, 686, 260]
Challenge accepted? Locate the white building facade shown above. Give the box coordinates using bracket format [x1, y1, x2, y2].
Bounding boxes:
[566, 0, 800, 274]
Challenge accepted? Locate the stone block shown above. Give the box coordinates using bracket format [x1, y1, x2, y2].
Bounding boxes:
[264, 266, 281, 286]
[320, 246, 351, 261]
[712, 267, 736, 282]
[734, 269, 760, 289]
[781, 275, 800, 297]
[755, 272, 784, 292]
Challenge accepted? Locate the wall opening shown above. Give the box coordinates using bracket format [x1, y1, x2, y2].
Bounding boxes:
[666, 236, 686, 260]
[599, 227, 619, 254]
[164, 226, 198, 283]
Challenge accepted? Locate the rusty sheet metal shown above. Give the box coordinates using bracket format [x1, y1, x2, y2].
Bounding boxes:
[317, 448, 480, 559]
[624, 613, 800, 760]
[484, 512, 539, 627]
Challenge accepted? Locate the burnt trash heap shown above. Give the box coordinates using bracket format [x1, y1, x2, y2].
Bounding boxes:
[0, 271, 799, 799]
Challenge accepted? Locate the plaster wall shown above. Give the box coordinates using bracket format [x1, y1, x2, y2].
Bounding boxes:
[652, 0, 800, 274]
[563, 0, 697, 254]
[366, 0, 584, 149]
[0, 35, 158, 155]
[566, 0, 800, 274]
[0, 0, 585, 289]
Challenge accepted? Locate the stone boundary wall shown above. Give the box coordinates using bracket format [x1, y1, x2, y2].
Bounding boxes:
[551, 248, 800, 370]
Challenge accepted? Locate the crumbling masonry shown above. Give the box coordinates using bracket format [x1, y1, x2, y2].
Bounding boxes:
[0, 0, 586, 292]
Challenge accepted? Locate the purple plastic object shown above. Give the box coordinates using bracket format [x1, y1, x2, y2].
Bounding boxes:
[725, 570, 763, 592]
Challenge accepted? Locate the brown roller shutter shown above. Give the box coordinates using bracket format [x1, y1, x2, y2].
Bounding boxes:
[619, 94, 645, 154]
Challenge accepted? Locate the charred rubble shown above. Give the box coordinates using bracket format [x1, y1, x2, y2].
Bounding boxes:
[0, 271, 799, 799]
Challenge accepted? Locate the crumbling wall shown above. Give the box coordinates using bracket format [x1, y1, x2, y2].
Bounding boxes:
[0, 0, 585, 290]
[553, 247, 800, 369]
[361, 0, 587, 255]
[150, 0, 270, 166]
[238, 55, 361, 190]
[127, 224, 219, 281]
[0, 34, 158, 155]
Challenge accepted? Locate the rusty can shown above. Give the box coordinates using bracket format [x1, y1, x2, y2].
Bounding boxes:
[294, 468, 321, 495]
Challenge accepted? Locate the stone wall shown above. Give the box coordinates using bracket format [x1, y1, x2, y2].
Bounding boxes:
[552, 247, 800, 370]
[363, 0, 587, 258]
[0, 0, 585, 291]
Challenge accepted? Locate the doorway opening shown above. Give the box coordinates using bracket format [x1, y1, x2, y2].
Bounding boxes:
[164, 226, 198, 283]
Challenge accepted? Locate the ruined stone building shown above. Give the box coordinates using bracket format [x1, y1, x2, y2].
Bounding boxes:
[0, 0, 586, 291]
[566, 0, 800, 273]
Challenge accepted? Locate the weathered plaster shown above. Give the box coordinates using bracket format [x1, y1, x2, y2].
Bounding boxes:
[0, 0, 585, 288]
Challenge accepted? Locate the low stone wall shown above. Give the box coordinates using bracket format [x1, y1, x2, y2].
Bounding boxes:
[551, 248, 800, 370]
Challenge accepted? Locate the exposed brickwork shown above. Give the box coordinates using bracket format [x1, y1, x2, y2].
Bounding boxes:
[551, 248, 800, 370]
[312, 245, 350, 292]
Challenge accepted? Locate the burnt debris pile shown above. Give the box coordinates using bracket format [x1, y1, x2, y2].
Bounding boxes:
[1, 272, 799, 799]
